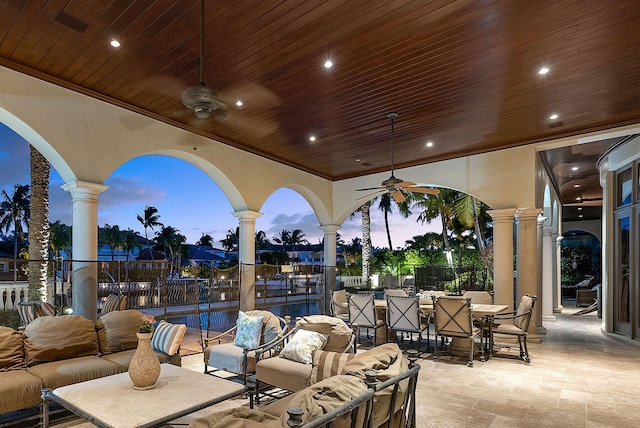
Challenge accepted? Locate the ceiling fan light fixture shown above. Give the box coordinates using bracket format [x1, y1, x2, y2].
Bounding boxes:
[181, 82, 225, 119]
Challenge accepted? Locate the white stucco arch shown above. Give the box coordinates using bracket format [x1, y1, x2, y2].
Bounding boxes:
[0, 107, 74, 183]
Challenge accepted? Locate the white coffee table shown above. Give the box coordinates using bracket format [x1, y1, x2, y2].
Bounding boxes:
[42, 364, 246, 428]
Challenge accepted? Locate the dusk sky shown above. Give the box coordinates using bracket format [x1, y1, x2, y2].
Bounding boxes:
[0, 123, 439, 249]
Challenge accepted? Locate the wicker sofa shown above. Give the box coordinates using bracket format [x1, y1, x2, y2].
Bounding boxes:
[190, 343, 420, 428]
[0, 309, 182, 417]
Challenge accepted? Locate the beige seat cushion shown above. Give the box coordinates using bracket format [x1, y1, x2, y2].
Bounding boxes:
[23, 315, 99, 366]
[0, 370, 43, 413]
[256, 355, 313, 392]
[26, 355, 123, 390]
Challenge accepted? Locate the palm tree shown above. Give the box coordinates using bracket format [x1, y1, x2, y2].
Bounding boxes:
[137, 206, 163, 261]
[154, 226, 186, 274]
[272, 229, 291, 252]
[289, 229, 308, 251]
[360, 200, 372, 287]
[100, 224, 123, 261]
[196, 233, 214, 247]
[0, 184, 30, 283]
[121, 229, 141, 261]
[27, 146, 50, 300]
[221, 227, 239, 253]
[255, 230, 270, 263]
[49, 220, 71, 259]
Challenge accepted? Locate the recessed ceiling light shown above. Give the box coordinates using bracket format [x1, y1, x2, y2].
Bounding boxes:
[324, 60, 333, 69]
[235, 100, 243, 107]
[576, 197, 581, 201]
[574, 184, 580, 188]
[571, 166, 578, 171]
[110, 39, 120, 48]
[355, 158, 361, 162]
[578, 214, 584, 218]
[309, 135, 316, 142]
[577, 207, 583, 210]
[549, 114, 559, 120]
[538, 66, 550, 75]
[426, 141, 434, 148]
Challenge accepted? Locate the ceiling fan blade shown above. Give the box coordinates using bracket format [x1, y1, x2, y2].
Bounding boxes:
[407, 186, 440, 195]
[392, 190, 406, 203]
[356, 186, 386, 192]
[396, 180, 416, 188]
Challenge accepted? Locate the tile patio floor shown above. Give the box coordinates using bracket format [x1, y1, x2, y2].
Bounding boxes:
[55, 305, 640, 427]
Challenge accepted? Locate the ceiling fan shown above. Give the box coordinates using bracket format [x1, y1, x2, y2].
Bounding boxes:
[356, 112, 440, 203]
[181, 0, 228, 120]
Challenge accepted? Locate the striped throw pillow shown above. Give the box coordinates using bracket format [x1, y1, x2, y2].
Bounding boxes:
[101, 294, 121, 314]
[310, 350, 356, 384]
[151, 320, 186, 356]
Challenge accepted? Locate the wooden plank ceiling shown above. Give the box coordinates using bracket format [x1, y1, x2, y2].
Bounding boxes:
[1, 0, 640, 203]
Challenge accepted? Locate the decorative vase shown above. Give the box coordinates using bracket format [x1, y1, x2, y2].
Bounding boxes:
[128, 332, 161, 390]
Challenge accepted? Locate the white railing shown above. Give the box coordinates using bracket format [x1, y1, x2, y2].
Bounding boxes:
[0, 283, 28, 310]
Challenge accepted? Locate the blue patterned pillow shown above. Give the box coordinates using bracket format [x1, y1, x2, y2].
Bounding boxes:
[234, 311, 264, 349]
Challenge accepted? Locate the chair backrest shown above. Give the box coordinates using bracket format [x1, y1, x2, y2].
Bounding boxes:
[433, 297, 473, 337]
[17, 301, 57, 327]
[462, 290, 493, 304]
[298, 314, 354, 353]
[245, 310, 287, 344]
[386, 296, 420, 332]
[514, 294, 537, 331]
[384, 289, 407, 298]
[348, 293, 377, 328]
[331, 289, 349, 316]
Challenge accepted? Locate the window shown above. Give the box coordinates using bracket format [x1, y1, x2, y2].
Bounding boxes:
[618, 168, 632, 206]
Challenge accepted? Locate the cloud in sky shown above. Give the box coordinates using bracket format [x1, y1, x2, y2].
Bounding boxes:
[1, 124, 441, 248]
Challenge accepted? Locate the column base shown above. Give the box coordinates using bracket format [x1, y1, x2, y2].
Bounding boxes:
[542, 314, 557, 322]
[536, 326, 547, 335]
[527, 332, 542, 343]
[553, 305, 564, 313]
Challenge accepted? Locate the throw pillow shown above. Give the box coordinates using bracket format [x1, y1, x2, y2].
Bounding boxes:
[101, 294, 121, 314]
[279, 329, 328, 365]
[151, 320, 187, 356]
[233, 311, 264, 349]
[310, 349, 356, 384]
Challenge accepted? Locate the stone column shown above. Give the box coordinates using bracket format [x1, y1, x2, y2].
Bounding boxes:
[536, 216, 547, 335]
[554, 235, 564, 313]
[542, 225, 557, 322]
[516, 208, 542, 341]
[320, 224, 340, 315]
[487, 209, 518, 309]
[62, 180, 108, 321]
[232, 210, 262, 312]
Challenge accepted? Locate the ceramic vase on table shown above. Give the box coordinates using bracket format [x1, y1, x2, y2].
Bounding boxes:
[128, 331, 161, 390]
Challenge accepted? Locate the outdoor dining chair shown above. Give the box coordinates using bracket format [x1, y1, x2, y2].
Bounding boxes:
[348, 293, 385, 350]
[330, 289, 350, 322]
[386, 295, 429, 354]
[432, 296, 483, 367]
[485, 294, 537, 363]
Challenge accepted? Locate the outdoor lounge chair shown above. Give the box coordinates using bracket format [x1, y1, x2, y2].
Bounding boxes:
[202, 310, 288, 385]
